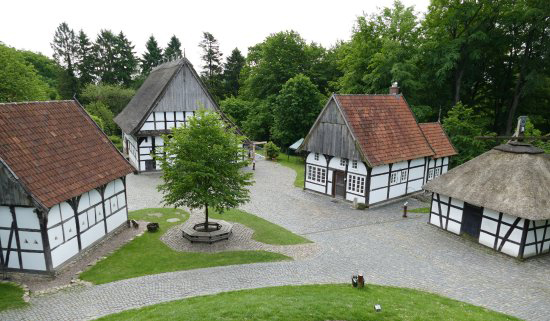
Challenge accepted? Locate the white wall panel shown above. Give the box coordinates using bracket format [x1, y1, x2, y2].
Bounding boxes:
[371, 164, 389, 175]
[328, 156, 346, 171]
[392, 161, 408, 171]
[21, 252, 46, 271]
[48, 225, 64, 249]
[369, 188, 387, 204]
[370, 174, 388, 189]
[305, 182, 326, 193]
[407, 179, 423, 193]
[348, 160, 368, 175]
[409, 167, 424, 180]
[14, 207, 39, 229]
[0, 206, 12, 227]
[389, 184, 406, 198]
[81, 223, 106, 249]
[17, 231, 43, 251]
[60, 202, 74, 221]
[106, 210, 127, 232]
[51, 238, 79, 268]
[346, 194, 365, 204]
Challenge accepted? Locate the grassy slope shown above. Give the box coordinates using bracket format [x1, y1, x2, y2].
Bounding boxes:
[408, 207, 430, 213]
[210, 209, 310, 245]
[79, 208, 290, 284]
[98, 284, 517, 321]
[0, 283, 26, 312]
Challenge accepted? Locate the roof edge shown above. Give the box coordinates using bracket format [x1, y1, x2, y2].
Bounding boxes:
[0, 157, 49, 211]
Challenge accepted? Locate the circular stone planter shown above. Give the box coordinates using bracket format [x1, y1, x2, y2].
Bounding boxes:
[182, 219, 233, 244]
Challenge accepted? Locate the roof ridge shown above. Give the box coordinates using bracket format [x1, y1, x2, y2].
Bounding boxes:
[0, 100, 74, 106]
[334, 93, 402, 97]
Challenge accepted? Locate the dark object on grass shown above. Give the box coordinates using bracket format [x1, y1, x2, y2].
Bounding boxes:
[357, 273, 365, 288]
[351, 275, 358, 287]
[130, 219, 139, 228]
[147, 222, 159, 232]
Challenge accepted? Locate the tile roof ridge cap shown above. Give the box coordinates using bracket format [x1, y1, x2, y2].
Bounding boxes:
[0, 100, 75, 106]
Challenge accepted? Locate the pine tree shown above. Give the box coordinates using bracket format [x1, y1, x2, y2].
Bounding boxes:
[199, 32, 223, 99]
[164, 35, 183, 60]
[114, 32, 138, 86]
[94, 30, 118, 84]
[141, 35, 163, 75]
[75, 30, 96, 85]
[51, 22, 79, 97]
[222, 48, 245, 97]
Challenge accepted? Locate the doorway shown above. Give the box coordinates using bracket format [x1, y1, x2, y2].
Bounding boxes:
[145, 160, 156, 171]
[333, 171, 346, 198]
[461, 203, 483, 238]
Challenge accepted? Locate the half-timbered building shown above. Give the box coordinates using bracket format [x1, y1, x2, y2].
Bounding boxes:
[424, 141, 550, 259]
[298, 85, 456, 206]
[0, 101, 134, 273]
[114, 58, 244, 173]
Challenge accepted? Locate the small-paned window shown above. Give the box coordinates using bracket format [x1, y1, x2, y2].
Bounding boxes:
[307, 165, 326, 184]
[352, 160, 358, 169]
[347, 174, 365, 194]
[400, 169, 408, 182]
[435, 167, 441, 177]
[340, 158, 347, 167]
[314, 153, 319, 161]
[390, 172, 398, 185]
[428, 169, 434, 180]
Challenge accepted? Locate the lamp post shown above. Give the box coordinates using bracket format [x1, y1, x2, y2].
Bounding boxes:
[403, 201, 408, 218]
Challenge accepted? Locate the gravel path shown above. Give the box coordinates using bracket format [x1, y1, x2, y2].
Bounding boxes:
[1, 159, 549, 321]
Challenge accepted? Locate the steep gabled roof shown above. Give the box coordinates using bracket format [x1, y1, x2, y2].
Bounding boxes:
[419, 123, 457, 158]
[114, 58, 246, 139]
[305, 94, 434, 166]
[0, 100, 135, 209]
[115, 59, 184, 134]
[424, 142, 550, 220]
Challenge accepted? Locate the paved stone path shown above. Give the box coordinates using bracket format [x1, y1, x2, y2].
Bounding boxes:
[161, 210, 319, 260]
[1, 160, 549, 321]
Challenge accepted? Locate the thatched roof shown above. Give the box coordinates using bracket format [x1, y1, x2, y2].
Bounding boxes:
[115, 59, 183, 134]
[424, 142, 550, 220]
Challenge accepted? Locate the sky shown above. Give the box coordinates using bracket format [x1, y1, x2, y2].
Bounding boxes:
[0, 0, 429, 70]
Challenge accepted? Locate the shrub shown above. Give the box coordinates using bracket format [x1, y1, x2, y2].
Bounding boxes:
[109, 135, 123, 151]
[265, 141, 280, 160]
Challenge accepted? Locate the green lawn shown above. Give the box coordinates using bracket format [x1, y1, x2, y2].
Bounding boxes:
[0, 283, 26, 312]
[98, 284, 516, 321]
[409, 207, 430, 213]
[258, 150, 305, 188]
[210, 209, 310, 245]
[79, 208, 290, 284]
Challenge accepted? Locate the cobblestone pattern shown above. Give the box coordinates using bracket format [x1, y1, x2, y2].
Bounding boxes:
[161, 210, 319, 260]
[1, 159, 549, 321]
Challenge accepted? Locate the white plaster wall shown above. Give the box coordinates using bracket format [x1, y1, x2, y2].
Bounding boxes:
[429, 193, 462, 235]
[392, 161, 408, 171]
[81, 223, 106, 249]
[346, 194, 366, 204]
[328, 156, 346, 171]
[305, 182, 326, 193]
[347, 160, 367, 175]
[371, 164, 389, 175]
[389, 183, 406, 199]
[14, 207, 39, 229]
[370, 174, 388, 190]
[51, 238, 79, 268]
[406, 179, 423, 193]
[369, 188, 387, 204]
[408, 166, 424, 180]
[0, 206, 11, 227]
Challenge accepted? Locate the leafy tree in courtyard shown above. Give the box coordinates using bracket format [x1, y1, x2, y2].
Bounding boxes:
[222, 48, 245, 98]
[272, 74, 323, 147]
[199, 32, 223, 100]
[0, 44, 50, 102]
[141, 35, 164, 76]
[157, 110, 253, 229]
[442, 102, 495, 167]
[164, 35, 183, 60]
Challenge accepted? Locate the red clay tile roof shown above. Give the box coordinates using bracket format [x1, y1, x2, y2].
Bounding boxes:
[334, 94, 435, 166]
[419, 122, 457, 158]
[0, 100, 135, 209]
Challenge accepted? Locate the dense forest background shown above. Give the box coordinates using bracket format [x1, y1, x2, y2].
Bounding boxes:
[0, 0, 548, 164]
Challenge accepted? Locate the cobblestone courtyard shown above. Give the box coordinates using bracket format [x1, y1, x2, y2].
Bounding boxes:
[1, 159, 549, 320]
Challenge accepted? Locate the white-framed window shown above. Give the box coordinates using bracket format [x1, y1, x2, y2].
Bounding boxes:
[307, 165, 326, 184]
[314, 153, 319, 161]
[435, 167, 441, 177]
[347, 173, 365, 194]
[427, 168, 434, 180]
[390, 172, 398, 185]
[352, 160, 358, 169]
[400, 169, 408, 182]
[340, 158, 347, 167]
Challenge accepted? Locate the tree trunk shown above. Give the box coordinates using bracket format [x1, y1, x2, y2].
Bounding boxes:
[453, 66, 465, 106]
[505, 78, 525, 136]
[204, 204, 209, 227]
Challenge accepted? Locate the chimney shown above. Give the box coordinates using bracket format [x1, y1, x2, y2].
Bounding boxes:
[389, 82, 399, 95]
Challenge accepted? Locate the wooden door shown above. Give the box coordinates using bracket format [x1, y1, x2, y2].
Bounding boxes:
[461, 203, 483, 238]
[333, 171, 346, 198]
[145, 160, 156, 171]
